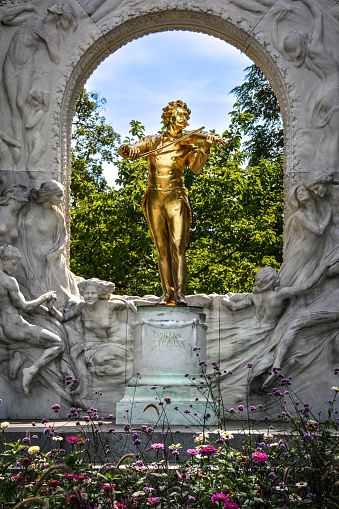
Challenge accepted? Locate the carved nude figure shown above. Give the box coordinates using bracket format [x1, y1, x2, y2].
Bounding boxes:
[0, 245, 63, 395]
[48, 278, 134, 377]
[16, 180, 79, 305]
[0, 184, 29, 245]
[222, 264, 330, 326]
[1, 3, 77, 156]
[271, 0, 339, 166]
[304, 172, 339, 263]
[279, 183, 331, 285]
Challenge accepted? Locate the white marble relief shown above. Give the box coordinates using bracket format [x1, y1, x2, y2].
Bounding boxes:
[0, 184, 29, 245]
[271, 0, 339, 168]
[0, 3, 77, 174]
[14, 180, 80, 306]
[0, 245, 63, 396]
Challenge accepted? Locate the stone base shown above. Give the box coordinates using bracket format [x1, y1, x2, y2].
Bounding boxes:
[116, 305, 217, 424]
[116, 385, 217, 425]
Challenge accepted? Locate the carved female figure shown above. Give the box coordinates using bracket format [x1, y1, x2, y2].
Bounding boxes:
[0, 184, 29, 245]
[272, 0, 339, 166]
[16, 180, 79, 305]
[1, 3, 77, 157]
[304, 173, 339, 264]
[278, 183, 331, 286]
[48, 278, 134, 379]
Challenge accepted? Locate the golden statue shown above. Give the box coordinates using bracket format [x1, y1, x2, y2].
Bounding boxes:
[118, 100, 227, 305]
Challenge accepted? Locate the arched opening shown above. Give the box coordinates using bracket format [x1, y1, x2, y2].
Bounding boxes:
[62, 11, 288, 295]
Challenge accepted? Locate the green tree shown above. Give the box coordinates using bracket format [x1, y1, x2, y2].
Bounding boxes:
[71, 89, 119, 206]
[231, 64, 283, 166]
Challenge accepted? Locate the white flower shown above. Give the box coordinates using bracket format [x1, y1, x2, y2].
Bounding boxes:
[52, 436, 63, 441]
[28, 446, 40, 454]
[331, 386, 339, 392]
[296, 481, 308, 487]
[263, 433, 274, 442]
[220, 431, 234, 440]
[194, 432, 209, 443]
[169, 443, 181, 450]
[0, 422, 9, 430]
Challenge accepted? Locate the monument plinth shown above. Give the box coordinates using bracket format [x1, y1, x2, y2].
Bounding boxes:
[116, 306, 217, 425]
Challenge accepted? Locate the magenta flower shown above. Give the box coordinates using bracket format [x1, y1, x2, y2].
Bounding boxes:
[224, 503, 239, 509]
[187, 448, 199, 455]
[66, 494, 78, 504]
[66, 436, 80, 444]
[253, 451, 268, 462]
[151, 443, 164, 450]
[211, 493, 229, 503]
[200, 445, 217, 456]
[75, 474, 88, 481]
[101, 484, 115, 491]
[148, 498, 160, 505]
[47, 479, 61, 487]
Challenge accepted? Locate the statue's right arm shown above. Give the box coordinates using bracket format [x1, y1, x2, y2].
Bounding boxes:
[8, 279, 55, 313]
[221, 293, 253, 311]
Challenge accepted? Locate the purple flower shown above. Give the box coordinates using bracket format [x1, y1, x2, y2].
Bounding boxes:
[151, 386, 157, 389]
[247, 363, 253, 368]
[237, 405, 244, 411]
[164, 397, 171, 404]
[211, 493, 229, 503]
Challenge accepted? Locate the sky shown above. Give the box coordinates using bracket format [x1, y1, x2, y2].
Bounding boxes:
[85, 30, 252, 185]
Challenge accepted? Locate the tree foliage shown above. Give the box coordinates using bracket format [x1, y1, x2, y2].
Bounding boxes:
[231, 64, 283, 166]
[70, 65, 283, 296]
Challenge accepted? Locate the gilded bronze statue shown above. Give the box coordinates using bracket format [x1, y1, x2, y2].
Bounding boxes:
[118, 100, 227, 305]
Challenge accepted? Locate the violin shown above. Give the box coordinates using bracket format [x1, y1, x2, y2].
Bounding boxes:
[131, 127, 228, 159]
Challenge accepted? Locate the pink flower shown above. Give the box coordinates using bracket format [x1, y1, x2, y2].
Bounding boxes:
[211, 493, 229, 503]
[253, 451, 268, 462]
[224, 503, 239, 509]
[148, 498, 160, 505]
[66, 436, 81, 444]
[151, 443, 164, 450]
[101, 484, 115, 491]
[200, 445, 217, 456]
[187, 449, 199, 455]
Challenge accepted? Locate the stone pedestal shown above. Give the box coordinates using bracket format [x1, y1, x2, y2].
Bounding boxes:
[116, 306, 217, 425]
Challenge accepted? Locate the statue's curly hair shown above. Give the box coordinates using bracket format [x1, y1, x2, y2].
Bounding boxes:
[161, 100, 191, 127]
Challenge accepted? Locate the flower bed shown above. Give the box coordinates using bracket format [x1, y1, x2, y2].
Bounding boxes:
[1, 365, 339, 507]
